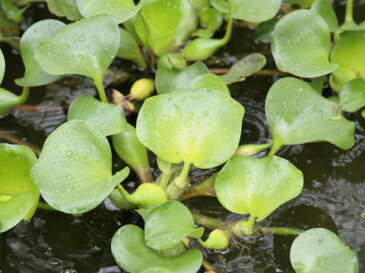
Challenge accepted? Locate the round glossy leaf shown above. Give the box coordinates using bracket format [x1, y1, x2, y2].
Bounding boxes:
[331, 29, 365, 79]
[136, 89, 245, 168]
[188, 74, 230, 94]
[290, 228, 359, 273]
[141, 268, 174, 273]
[31, 120, 130, 214]
[135, 0, 196, 56]
[46, 0, 82, 20]
[199, 229, 230, 250]
[266, 77, 355, 150]
[34, 15, 120, 81]
[215, 155, 303, 221]
[111, 224, 203, 273]
[0, 144, 39, 228]
[15, 20, 65, 87]
[156, 61, 209, 94]
[339, 78, 365, 112]
[311, 0, 338, 32]
[144, 200, 196, 250]
[229, 0, 281, 23]
[67, 94, 127, 136]
[77, 0, 142, 24]
[272, 10, 337, 78]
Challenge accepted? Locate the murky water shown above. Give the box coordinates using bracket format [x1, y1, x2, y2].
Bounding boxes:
[0, 1, 365, 273]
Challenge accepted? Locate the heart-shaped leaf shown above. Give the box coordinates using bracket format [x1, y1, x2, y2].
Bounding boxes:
[77, 0, 144, 24]
[46, 0, 82, 21]
[134, 0, 196, 56]
[0, 144, 39, 232]
[15, 19, 65, 87]
[117, 28, 146, 68]
[266, 77, 355, 152]
[339, 78, 365, 112]
[311, 0, 338, 31]
[229, 0, 281, 23]
[331, 29, 365, 80]
[290, 228, 359, 273]
[188, 74, 230, 94]
[144, 200, 200, 250]
[221, 53, 267, 84]
[272, 10, 337, 78]
[31, 120, 129, 214]
[34, 15, 120, 82]
[136, 89, 244, 169]
[111, 224, 203, 273]
[156, 61, 209, 94]
[67, 94, 127, 136]
[215, 155, 303, 221]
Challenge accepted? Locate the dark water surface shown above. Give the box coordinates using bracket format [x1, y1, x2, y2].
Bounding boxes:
[0, 1, 365, 273]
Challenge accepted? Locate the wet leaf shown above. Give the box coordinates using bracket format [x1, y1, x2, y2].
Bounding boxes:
[15, 19, 65, 87]
[136, 89, 244, 168]
[188, 74, 230, 94]
[141, 268, 174, 273]
[144, 200, 201, 250]
[311, 0, 338, 31]
[229, 0, 281, 23]
[339, 78, 365, 112]
[76, 0, 143, 24]
[156, 61, 209, 94]
[31, 120, 129, 214]
[290, 228, 359, 273]
[215, 155, 303, 221]
[34, 15, 120, 82]
[135, 0, 197, 56]
[221, 53, 267, 84]
[272, 10, 337, 78]
[266, 77, 355, 151]
[67, 94, 127, 136]
[46, 0, 82, 21]
[0, 144, 39, 232]
[117, 28, 146, 68]
[111, 224, 203, 273]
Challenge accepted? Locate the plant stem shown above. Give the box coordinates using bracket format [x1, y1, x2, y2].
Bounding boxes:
[257, 227, 302, 236]
[268, 140, 281, 156]
[37, 202, 56, 211]
[179, 173, 217, 201]
[235, 142, 273, 156]
[166, 161, 191, 199]
[18, 87, 30, 104]
[157, 172, 173, 190]
[94, 75, 108, 103]
[192, 212, 225, 230]
[345, 0, 354, 24]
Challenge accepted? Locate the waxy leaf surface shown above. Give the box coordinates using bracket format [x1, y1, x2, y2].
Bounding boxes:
[311, 0, 338, 31]
[117, 28, 146, 68]
[111, 224, 203, 273]
[215, 155, 303, 221]
[229, 0, 281, 23]
[339, 78, 365, 112]
[188, 73, 230, 94]
[137, 89, 244, 168]
[266, 77, 355, 150]
[46, 0, 82, 20]
[31, 120, 129, 214]
[290, 228, 359, 273]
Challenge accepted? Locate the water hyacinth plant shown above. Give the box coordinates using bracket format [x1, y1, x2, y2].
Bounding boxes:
[0, 0, 363, 272]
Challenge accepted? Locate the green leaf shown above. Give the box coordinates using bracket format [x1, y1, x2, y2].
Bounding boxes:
[0, 49, 5, 84]
[0, 10, 19, 38]
[255, 17, 278, 43]
[331, 29, 365, 79]
[0, 0, 26, 23]
[76, 0, 144, 24]
[215, 155, 303, 221]
[136, 89, 244, 168]
[117, 28, 146, 68]
[221, 53, 267, 84]
[135, 0, 197, 56]
[67, 94, 127, 136]
[266, 77, 355, 151]
[144, 200, 198, 250]
[112, 123, 152, 182]
[111, 224, 203, 273]
[0, 144, 39, 232]
[272, 10, 337, 78]
[311, 0, 338, 32]
[290, 228, 359, 273]
[210, 0, 229, 13]
[288, 0, 316, 8]
[329, 66, 357, 93]
[0, 87, 29, 115]
[339, 78, 365, 112]
[198, 229, 230, 250]
[15, 19, 65, 87]
[31, 120, 130, 214]
[34, 15, 120, 82]
[156, 61, 209, 94]
[109, 188, 136, 209]
[193, 8, 223, 38]
[141, 268, 174, 273]
[188, 74, 230, 94]
[46, 0, 82, 21]
[229, 0, 281, 23]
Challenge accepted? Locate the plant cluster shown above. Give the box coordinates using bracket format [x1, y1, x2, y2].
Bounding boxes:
[0, 0, 362, 272]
